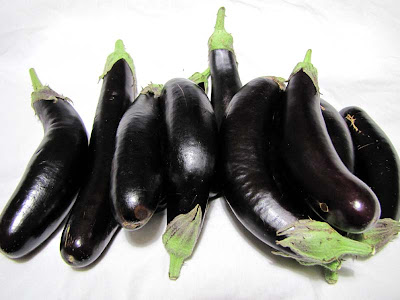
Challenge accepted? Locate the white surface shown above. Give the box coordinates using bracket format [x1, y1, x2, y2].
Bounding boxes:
[1, 0, 400, 299]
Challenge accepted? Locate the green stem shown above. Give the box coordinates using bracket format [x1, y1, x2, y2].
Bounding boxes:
[208, 7, 234, 53]
[289, 49, 319, 94]
[324, 268, 339, 284]
[140, 83, 164, 98]
[303, 49, 312, 64]
[99, 39, 137, 95]
[168, 254, 185, 280]
[189, 67, 211, 93]
[162, 204, 203, 280]
[29, 68, 43, 91]
[29, 68, 71, 107]
[272, 219, 375, 284]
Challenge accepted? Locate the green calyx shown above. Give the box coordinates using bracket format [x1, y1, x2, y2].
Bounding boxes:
[208, 7, 234, 53]
[349, 218, 400, 252]
[99, 39, 137, 94]
[263, 76, 287, 91]
[189, 68, 211, 93]
[162, 204, 203, 280]
[272, 219, 375, 283]
[29, 68, 71, 108]
[290, 49, 320, 94]
[141, 83, 164, 98]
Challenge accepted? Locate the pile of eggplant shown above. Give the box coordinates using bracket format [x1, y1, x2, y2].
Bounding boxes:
[0, 7, 399, 284]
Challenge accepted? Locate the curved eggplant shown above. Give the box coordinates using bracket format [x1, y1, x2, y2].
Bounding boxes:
[281, 50, 380, 233]
[221, 76, 373, 283]
[0, 69, 88, 258]
[340, 106, 400, 220]
[60, 40, 136, 267]
[110, 84, 164, 230]
[161, 78, 217, 280]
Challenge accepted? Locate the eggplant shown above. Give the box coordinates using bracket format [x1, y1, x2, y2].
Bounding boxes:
[208, 7, 242, 129]
[270, 98, 356, 230]
[320, 99, 355, 172]
[339, 106, 400, 252]
[161, 78, 217, 280]
[340, 106, 400, 220]
[60, 40, 136, 267]
[110, 84, 164, 230]
[0, 69, 88, 258]
[221, 76, 374, 283]
[281, 50, 380, 233]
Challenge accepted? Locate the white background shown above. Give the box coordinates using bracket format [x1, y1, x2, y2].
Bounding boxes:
[1, 0, 400, 299]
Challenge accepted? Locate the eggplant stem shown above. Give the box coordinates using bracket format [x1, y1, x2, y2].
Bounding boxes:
[29, 68, 43, 91]
[304, 49, 312, 64]
[162, 204, 203, 280]
[214, 7, 226, 31]
[208, 7, 234, 53]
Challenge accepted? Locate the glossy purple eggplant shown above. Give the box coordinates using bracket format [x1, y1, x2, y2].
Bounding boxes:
[0, 69, 88, 258]
[110, 84, 164, 230]
[60, 40, 136, 267]
[208, 7, 242, 129]
[341, 106, 400, 220]
[161, 78, 217, 280]
[281, 50, 380, 233]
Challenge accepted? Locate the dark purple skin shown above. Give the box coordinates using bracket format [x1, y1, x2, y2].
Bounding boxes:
[271, 98, 356, 214]
[0, 96, 88, 258]
[221, 77, 313, 250]
[110, 91, 164, 230]
[209, 49, 242, 129]
[282, 71, 380, 233]
[320, 99, 355, 172]
[340, 106, 400, 220]
[162, 78, 217, 224]
[60, 59, 134, 267]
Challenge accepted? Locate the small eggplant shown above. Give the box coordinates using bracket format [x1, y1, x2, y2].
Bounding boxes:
[161, 78, 217, 280]
[0, 69, 88, 258]
[281, 50, 380, 233]
[110, 84, 164, 230]
[60, 40, 136, 267]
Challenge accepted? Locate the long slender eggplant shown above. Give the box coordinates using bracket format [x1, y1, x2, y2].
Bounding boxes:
[110, 84, 164, 230]
[320, 99, 355, 172]
[60, 40, 136, 267]
[0, 69, 88, 258]
[281, 50, 380, 233]
[340, 106, 400, 252]
[161, 78, 217, 280]
[208, 7, 242, 129]
[221, 76, 374, 283]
